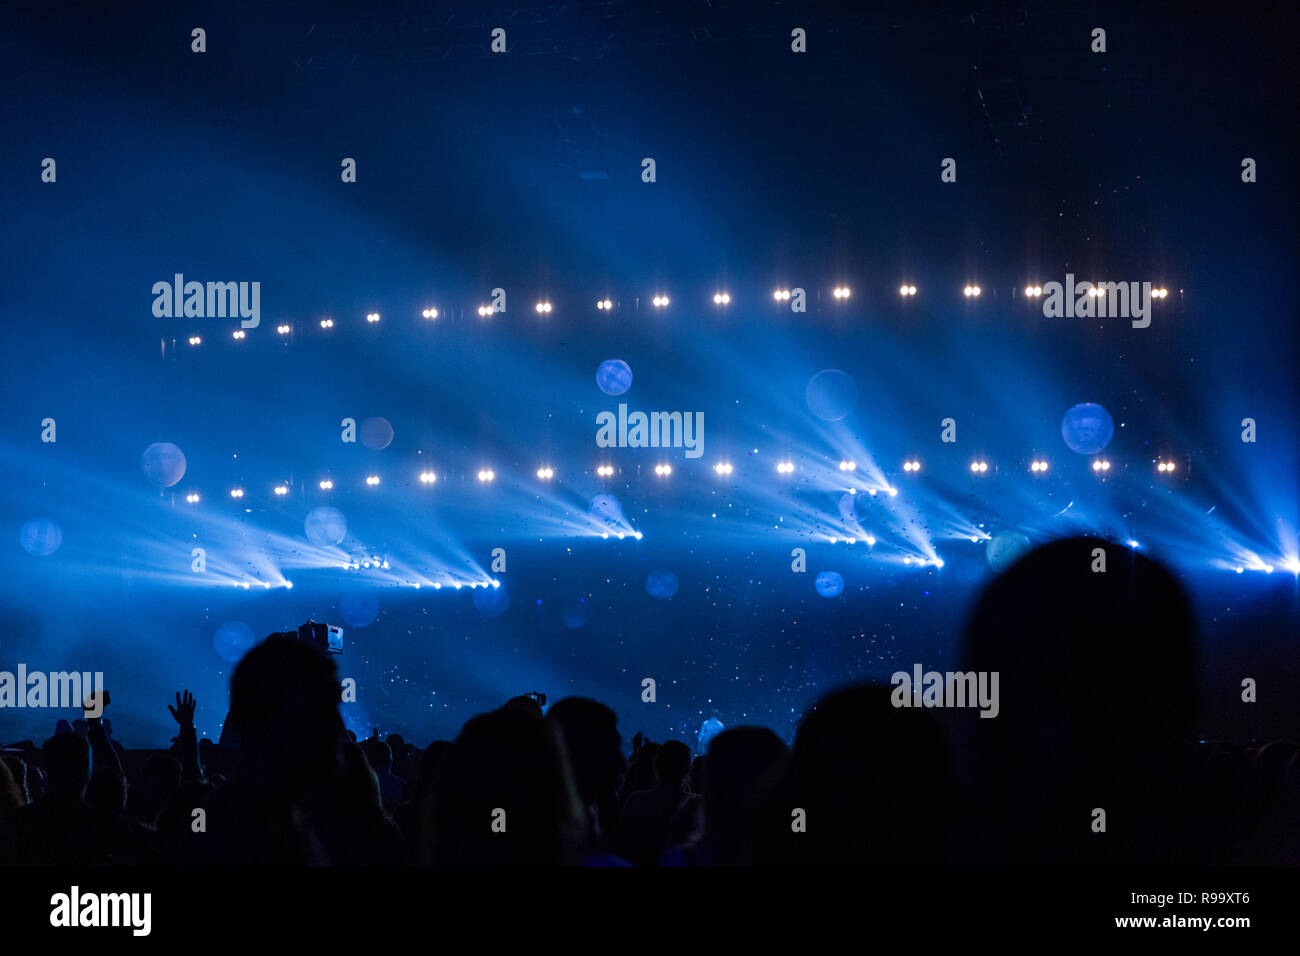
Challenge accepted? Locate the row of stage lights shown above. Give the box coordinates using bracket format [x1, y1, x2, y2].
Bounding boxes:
[1024, 285, 1170, 298]
[184, 456, 1184, 503]
[178, 281, 1177, 345]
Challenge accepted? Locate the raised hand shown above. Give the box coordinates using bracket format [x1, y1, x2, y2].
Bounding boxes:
[167, 689, 197, 728]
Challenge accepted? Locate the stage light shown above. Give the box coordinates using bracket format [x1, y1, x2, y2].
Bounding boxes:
[963, 286, 981, 297]
[838, 460, 856, 472]
[273, 485, 288, 496]
[903, 460, 921, 472]
[1030, 460, 1049, 473]
[1024, 286, 1043, 297]
[1157, 460, 1177, 473]
[319, 479, 334, 490]
[366, 312, 381, 323]
[652, 295, 670, 308]
[1089, 286, 1104, 297]
[714, 462, 734, 475]
[774, 289, 791, 301]
[477, 305, 494, 317]
[536, 466, 555, 480]
[365, 475, 380, 486]
[185, 493, 200, 504]
[276, 324, 291, 335]
[419, 471, 437, 484]
[477, 469, 495, 483]
[1283, 559, 1300, 575]
[970, 461, 989, 473]
[229, 488, 244, 498]
[712, 292, 730, 305]
[284, 581, 293, 589]
[232, 329, 246, 340]
[1127, 539, 1140, 549]
[596, 298, 613, 310]
[188, 336, 201, 346]
[535, 301, 552, 314]
[596, 464, 614, 477]
[1092, 459, 1112, 472]
[655, 463, 673, 477]
[832, 286, 851, 299]
[1153, 288, 1169, 298]
[421, 307, 438, 319]
[320, 318, 334, 329]
[887, 486, 898, 497]
[776, 461, 794, 474]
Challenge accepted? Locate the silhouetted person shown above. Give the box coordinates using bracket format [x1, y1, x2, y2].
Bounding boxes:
[3, 733, 125, 865]
[666, 727, 788, 866]
[307, 741, 405, 865]
[166, 637, 343, 865]
[751, 683, 954, 865]
[961, 536, 1200, 864]
[430, 706, 584, 866]
[548, 697, 629, 864]
[621, 739, 692, 866]
[392, 740, 454, 865]
[359, 737, 406, 813]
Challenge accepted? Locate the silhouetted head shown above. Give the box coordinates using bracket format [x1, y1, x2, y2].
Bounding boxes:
[337, 740, 383, 810]
[963, 536, 1197, 774]
[414, 740, 455, 803]
[228, 637, 344, 793]
[503, 695, 544, 719]
[41, 732, 90, 799]
[433, 707, 583, 866]
[785, 683, 953, 864]
[653, 740, 691, 789]
[360, 738, 393, 773]
[547, 697, 624, 808]
[704, 727, 788, 840]
[689, 755, 706, 794]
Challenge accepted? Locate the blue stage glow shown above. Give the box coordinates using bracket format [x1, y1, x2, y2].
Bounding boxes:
[0, 4, 1294, 758]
